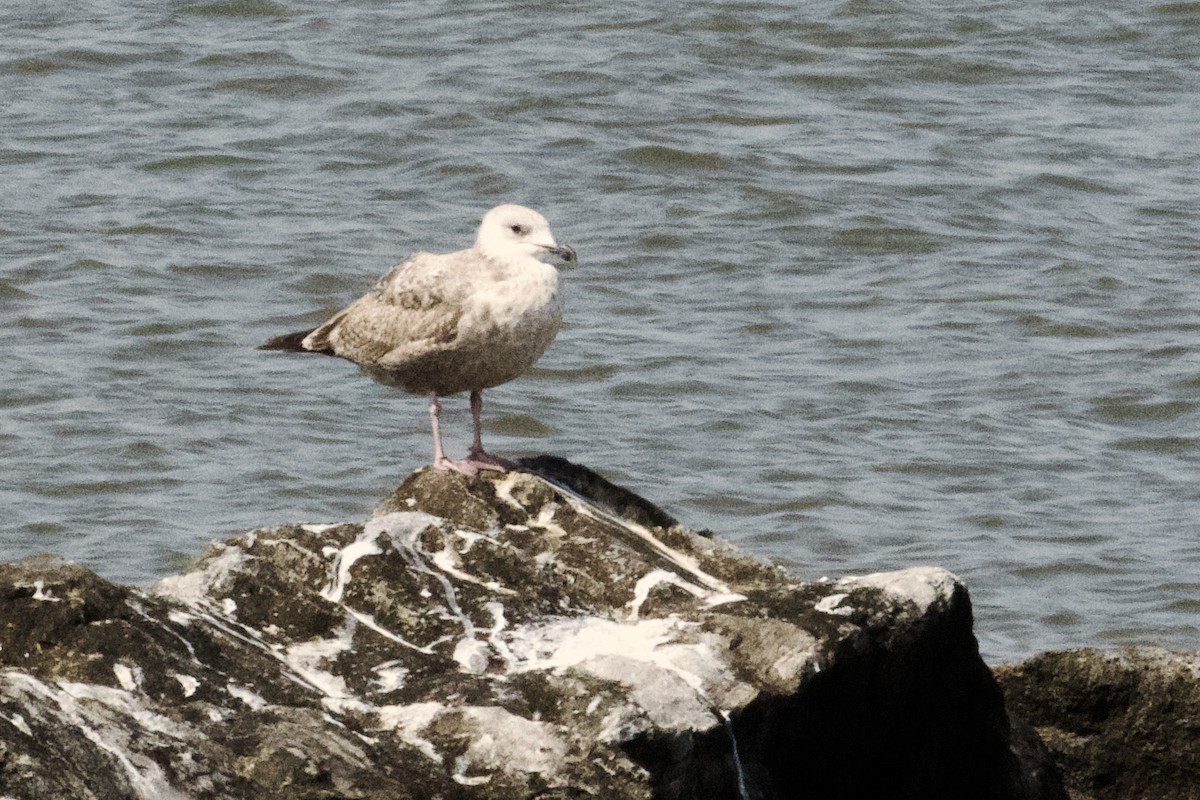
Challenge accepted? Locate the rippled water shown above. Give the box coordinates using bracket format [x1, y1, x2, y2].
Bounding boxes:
[4, 0, 1199, 662]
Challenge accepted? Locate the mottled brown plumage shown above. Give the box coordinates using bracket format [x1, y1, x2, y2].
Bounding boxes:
[260, 204, 576, 475]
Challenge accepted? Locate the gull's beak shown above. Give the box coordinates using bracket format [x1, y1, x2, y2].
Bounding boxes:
[542, 243, 577, 265]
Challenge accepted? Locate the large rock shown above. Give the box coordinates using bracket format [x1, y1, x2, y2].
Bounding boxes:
[0, 457, 1062, 799]
[996, 648, 1200, 800]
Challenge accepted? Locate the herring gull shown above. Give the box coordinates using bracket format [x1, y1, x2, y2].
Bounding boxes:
[259, 204, 576, 475]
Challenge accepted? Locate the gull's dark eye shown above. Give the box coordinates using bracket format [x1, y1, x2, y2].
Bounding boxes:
[510, 224, 525, 235]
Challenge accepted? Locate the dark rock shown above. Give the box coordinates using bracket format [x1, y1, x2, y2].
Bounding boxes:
[0, 459, 1062, 799]
[996, 648, 1200, 800]
[516, 454, 685, 533]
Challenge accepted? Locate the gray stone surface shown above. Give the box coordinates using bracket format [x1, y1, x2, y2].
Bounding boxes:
[997, 647, 1200, 800]
[0, 458, 1060, 799]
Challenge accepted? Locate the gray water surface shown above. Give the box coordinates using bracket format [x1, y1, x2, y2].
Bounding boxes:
[4, 0, 1199, 662]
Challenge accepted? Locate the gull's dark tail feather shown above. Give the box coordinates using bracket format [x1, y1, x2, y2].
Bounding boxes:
[258, 329, 330, 354]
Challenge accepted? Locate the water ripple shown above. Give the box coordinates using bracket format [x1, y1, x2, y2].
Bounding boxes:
[2, 0, 1198, 664]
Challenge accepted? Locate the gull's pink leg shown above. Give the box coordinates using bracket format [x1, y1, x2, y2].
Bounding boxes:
[429, 392, 476, 475]
[461, 390, 514, 472]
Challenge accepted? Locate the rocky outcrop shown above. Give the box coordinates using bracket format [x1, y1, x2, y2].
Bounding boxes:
[0, 457, 1062, 799]
[996, 648, 1200, 800]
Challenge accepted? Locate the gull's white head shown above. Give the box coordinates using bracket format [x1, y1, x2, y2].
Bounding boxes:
[475, 204, 577, 266]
